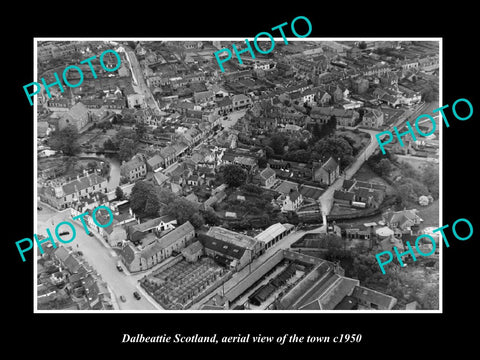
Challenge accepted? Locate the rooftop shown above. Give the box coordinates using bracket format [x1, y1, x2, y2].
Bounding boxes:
[207, 226, 258, 250]
[254, 223, 294, 244]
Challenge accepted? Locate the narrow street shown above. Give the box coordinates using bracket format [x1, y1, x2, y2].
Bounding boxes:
[36, 205, 157, 310]
[122, 47, 161, 114]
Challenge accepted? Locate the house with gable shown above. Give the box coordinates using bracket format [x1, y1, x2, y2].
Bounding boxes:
[280, 189, 304, 212]
[160, 145, 177, 168]
[362, 108, 384, 128]
[383, 209, 423, 233]
[255, 166, 276, 189]
[120, 154, 147, 182]
[232, 94, 252, 110]
[127, 215, 178, 244]
[58, 102, 91, 133]
[121, 221, 195, 273]
[312, 157, 340, 186]
[146, 153, 165, 172]
[39, 173, 108, 210]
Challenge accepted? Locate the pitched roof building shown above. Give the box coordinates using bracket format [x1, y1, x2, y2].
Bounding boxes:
[121, 221, 195, 273]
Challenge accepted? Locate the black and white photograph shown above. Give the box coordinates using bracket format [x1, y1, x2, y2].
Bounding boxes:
[7, 5, 479, 354]
[32, 38, 441, 313]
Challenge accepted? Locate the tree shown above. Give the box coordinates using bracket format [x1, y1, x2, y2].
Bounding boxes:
[284, 149, 311, 163]
[47, 125, 80, 156]
[324, 115, 337, 137]
[269, 134, 286, 155]
[264, 146, 274, 158]
[115, 186, 124, 200]
[103, 138, 117, 151]
[377, 158, 392, 177]
[312, 136, 353, 168]
[289, 139, 308, 152]
[144, 196, 161, 217]
[220, 164, 247, 188]
[135, 122, 147, 141]
[421, 163, 439, 199]
[189, 212, 205, 229]
[157, 189, 177, 205]
[130, 181, 160, 218]
[257, 157, 268, 169]
[117, 138, 136, 162]
[312, 122, 323, 141]
[201, 209, 221, 226]
[165, 198, 202, 228]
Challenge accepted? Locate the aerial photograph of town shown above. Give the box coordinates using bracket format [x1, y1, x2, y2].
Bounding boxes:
[35, 39, 440, 311]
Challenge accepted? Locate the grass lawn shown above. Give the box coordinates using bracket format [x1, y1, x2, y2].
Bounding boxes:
[417, 199, 440, 229]
[397, 156, 438, 172]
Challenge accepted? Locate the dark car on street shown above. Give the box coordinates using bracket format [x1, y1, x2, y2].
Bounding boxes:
[133, 291, 141, 300]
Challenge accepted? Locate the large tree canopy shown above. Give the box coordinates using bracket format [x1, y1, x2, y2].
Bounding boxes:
[311, 135, 353, 168]
[129, 181, 160, 218]
[219, 164, 247, 188]
[47, 125, 80, 156]
[165, 197, 203, 228]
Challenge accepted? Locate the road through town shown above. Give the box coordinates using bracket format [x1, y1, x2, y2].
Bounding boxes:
[36, 205, 158, 310]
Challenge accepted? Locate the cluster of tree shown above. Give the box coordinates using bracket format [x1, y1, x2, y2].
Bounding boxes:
[311, 116, 337, 142]
[368, 151, 438, 204]
[217, 164, 247, 188]
[129, 181, 161, 218]
[419, 163, 439, 199]
[129, 181, 206, 229]
[311, 135, 354, 168]
[165, 197, 204, 229]
[367, 150, 397, 178]
[95, 121, 114, 131]
[269, 133, 287, 156]
[115, 186, 125, 201]
[397, 177, 429, 204]
[103, 125, 146, 162]
[47, 125, 80, 156]
[264, 131, 355, 170]
[421, 86, 438, 102]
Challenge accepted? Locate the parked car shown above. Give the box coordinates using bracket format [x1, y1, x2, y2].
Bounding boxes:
[37, 206, 43, 211]
[119, 295, 126, 302]
[88, 232, 94, 237]
[133, 291, 141, 300]
[58, 231, 70, 236]
[116, 261, 123, 272]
